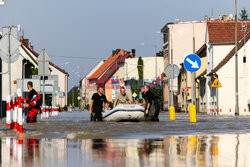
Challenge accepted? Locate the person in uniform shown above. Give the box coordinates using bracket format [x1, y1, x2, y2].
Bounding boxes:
[89, 85, 109, 121]
[144, 85, 160, 121]
[23, 81, 41, 123]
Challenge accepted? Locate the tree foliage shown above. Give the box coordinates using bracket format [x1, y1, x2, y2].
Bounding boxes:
[240, 8, 249, 20]
[137, 57, 144, 87]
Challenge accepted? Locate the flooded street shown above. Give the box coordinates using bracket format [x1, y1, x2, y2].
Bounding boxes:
[1, 133, 249, 167]
[0, 112, 249, 166]
[0, 112, 249, 139]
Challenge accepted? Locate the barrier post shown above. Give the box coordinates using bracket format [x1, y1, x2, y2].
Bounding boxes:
[10, 96, 14, 129]
[6, 96, 11, 128]
[169, 105, 175, 120]
[46, 106, 49, 118]
[13, 93, 18, 130]
[189, 104, 197, 123]
[17, 89, 23, 134]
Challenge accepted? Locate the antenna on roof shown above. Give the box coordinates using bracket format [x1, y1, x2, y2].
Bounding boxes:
[211, 8, 214, 17]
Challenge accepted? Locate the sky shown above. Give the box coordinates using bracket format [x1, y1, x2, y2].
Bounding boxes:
[0, 0, 249, 90]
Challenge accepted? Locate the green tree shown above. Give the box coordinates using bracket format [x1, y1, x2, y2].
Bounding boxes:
[240, 8, 249, 20]
[137, 57, 144, 87]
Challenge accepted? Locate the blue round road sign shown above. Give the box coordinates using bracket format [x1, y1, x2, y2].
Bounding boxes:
[184, 54, 201, 72]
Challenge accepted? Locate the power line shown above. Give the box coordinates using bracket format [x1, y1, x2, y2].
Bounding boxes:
[50, 55, 106, 60]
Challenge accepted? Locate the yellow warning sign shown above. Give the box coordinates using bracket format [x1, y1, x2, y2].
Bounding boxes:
[211, 78, 222, 88]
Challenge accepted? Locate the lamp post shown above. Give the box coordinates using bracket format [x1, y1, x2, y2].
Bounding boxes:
[235, 0, 239, 115]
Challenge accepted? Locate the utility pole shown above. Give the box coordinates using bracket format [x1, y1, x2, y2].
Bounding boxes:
[235, 0, 239, 115]
[8, 27, 11, 96]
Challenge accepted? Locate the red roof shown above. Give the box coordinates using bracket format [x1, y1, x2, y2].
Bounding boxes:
[207, 20, 250, 43]
[96, 52, 131, 85]
[89, 49, 130, 81]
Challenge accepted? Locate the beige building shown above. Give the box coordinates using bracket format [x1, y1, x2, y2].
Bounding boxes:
[161, 21, 207, 110]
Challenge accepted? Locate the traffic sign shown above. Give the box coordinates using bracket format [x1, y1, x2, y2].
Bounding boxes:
[164, 64, 180, 79]
[0, 32, 20, 63]
[132, 93, 137, 98]
[211, 78, 222, 88]
[184, 54, 201, 72]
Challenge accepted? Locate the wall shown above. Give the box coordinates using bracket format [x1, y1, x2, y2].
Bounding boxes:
[216, 40, 250, 115]
[2, 52, 24, 100]
[168, 21, 207, 92]
[121, 57, 164, 81]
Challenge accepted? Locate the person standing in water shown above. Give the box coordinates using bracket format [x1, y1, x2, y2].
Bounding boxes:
[89, 85, 109, 121]
[23, 81, 41, 123]
[144, 85, 160, 121]
[113, 86, 132, 107]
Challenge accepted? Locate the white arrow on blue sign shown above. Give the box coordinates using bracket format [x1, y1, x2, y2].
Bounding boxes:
[184, 54, 201, 72]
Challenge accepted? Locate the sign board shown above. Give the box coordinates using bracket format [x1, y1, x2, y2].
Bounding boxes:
[164, 64, 180, 79]
[17, 79, 41, 92]
[184, 54, 201, 73]
[38, 49, 50, 76]
[132, 93, 137, 98]
[211, 78, 222, 88]
[0, 27, 20, 63]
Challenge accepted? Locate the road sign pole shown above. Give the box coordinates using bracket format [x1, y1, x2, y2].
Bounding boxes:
[185, 70, 188, 113]
[8, 27, 11, 95]
[171, 78, 173, 106]
[42, 49, 45, 113]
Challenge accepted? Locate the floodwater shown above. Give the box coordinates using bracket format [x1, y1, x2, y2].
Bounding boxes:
[0, 112, 249, 167]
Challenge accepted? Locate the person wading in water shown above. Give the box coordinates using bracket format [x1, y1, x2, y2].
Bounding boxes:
[23, 81, 41, 123]
[89, 86, 110, 121]
[144, 85, 160, 121]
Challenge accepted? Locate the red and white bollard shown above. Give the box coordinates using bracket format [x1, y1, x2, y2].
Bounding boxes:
[17, 89, 23, 134]
[55, 106, 59, 116]
[70, 105, 72, 113]
[45, 106, 49, 119]
[10, 96, 14, 129]
[13, 93, 18, 130]
[6, 96, 11, 128]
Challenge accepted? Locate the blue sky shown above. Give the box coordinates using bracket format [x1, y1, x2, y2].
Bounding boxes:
[0, 0, 249, 89]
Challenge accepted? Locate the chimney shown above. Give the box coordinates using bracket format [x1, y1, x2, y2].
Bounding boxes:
[30, 45, 34, 51]
[112, 50, 116, 56]
[20, 36, 24, 43]
[131, 49, 136, 58]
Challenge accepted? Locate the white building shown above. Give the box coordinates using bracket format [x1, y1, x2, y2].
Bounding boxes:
[1, 35, 69, 108]
[79, 61, 104, 109]
[118, 56, 164, 97]
[119, 57, 164, 82]
[197, 20, 250, 115]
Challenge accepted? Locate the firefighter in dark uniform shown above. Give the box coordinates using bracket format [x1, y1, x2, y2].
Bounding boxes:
[144, 85, 160, 122]
[23, 81, 41, 123]
[89, 85, 110, 121]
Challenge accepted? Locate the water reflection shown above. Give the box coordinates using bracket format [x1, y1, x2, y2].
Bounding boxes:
[0, 134, 249, 167]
